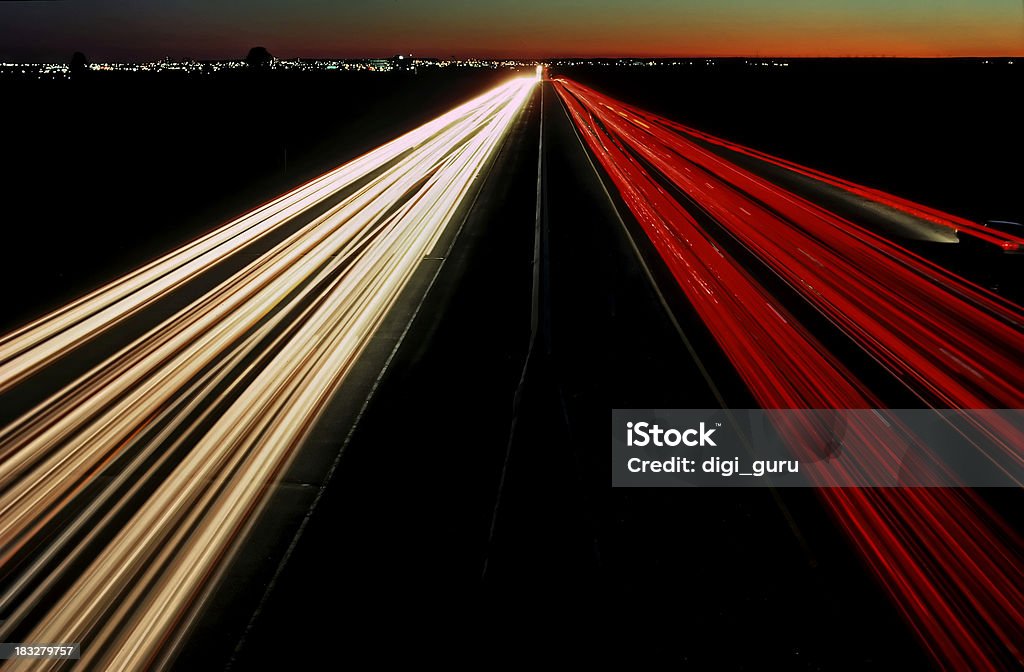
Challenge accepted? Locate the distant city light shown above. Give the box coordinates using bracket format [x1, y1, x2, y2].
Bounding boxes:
[0, 57, 548, 79]
[0, 57, 1014, 81]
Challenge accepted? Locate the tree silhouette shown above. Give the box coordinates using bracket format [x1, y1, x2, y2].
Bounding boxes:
[69, 51, 90, 79]
[245, 47, 273, 70]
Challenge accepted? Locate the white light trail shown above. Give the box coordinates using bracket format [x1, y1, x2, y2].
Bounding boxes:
[0, 75, 535, 671]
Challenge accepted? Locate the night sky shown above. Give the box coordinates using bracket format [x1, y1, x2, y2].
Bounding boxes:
[1, 0, 1022, 61]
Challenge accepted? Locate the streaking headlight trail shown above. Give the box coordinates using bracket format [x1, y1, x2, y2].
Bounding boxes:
[0, 75, 534, 671]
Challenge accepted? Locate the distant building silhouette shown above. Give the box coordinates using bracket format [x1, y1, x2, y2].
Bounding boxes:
[245, 47, 273, 69]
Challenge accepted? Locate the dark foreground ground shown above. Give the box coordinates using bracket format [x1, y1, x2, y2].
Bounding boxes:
[0, 68, 515, 332]
[561, 59, 1024, 304]
[1, 62, 1021, 669]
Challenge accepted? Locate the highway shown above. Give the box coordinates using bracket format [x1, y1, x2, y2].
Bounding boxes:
[0, 71, 1021, 671]
[0, 74, 536, 671]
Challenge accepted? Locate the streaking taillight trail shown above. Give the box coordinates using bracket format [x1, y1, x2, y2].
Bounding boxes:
[554, 77, 1023, 671]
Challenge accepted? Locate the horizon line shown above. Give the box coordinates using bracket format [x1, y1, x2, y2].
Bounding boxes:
[1, 54, 1022, 65]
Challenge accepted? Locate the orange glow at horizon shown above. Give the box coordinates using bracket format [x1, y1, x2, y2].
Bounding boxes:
[264, 3, 1024, 59]
[1, 1, 1022, 62]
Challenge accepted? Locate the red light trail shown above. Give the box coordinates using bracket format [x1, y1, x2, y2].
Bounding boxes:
[642, 114, 1024, 252]
[554, 77, 1024, 670]
[0, 65, 1020, 670]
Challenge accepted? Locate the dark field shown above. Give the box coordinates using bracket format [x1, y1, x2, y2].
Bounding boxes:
[0, 68, 514, 332]
[558, 59, 1024, 302]
[560, 59, 1023, 224]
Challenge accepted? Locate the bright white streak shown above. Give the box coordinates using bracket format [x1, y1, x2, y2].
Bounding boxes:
[0, 75, 535, 671]
[0, 79, 525, 394]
